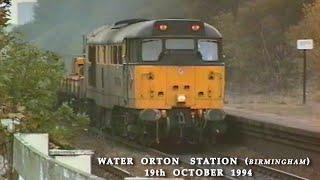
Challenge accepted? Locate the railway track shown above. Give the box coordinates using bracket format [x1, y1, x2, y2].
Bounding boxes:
[90, 128, 309, 180]
[91, 154, 133, 179]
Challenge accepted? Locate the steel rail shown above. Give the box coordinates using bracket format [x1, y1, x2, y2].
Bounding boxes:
[91, 153, 133, 179]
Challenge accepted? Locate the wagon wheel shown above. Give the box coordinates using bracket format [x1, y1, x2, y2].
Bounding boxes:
[110, 107, 127, 137]
[86, 100, 98, 127]
[135, 120, 149, 146]
[103, 109, 112, 131]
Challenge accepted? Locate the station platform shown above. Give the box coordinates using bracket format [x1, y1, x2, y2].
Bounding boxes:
[225, 103, 320, 135]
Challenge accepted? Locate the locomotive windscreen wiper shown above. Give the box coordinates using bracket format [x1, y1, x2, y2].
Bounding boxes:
[196, 51, 203, 59]
[142, 39, 159, 43]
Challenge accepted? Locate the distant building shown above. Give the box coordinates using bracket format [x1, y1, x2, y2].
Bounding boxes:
[17, 1, 36, 25]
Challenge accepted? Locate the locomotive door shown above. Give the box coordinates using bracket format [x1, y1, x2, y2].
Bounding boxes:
[88, 45, 97, 87]
[123, 64, 130, 105]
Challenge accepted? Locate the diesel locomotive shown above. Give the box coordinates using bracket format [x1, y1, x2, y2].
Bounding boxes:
[62, 19, 226, 144]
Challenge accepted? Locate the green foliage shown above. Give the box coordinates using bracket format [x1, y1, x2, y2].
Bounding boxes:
[0, 0, 88, 142]
[29, 102, 89, 142]
[54, 103, 90, 130]
[0, 36, 63, 110]
[0, 31, 89, 141]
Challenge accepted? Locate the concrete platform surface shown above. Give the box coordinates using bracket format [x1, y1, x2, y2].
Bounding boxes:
[225, 105, 320, 134]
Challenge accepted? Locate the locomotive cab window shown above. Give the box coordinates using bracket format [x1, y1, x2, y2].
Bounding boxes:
[166, 39, 194, 50]
[198, 39, 218, 61]
[142, 39, 162, 61]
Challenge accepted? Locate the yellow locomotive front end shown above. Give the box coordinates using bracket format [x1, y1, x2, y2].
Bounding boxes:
[130, 65, 226, 144]
[134, 66, 224, 110]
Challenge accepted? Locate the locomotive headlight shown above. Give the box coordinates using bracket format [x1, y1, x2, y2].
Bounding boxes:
[177, 94, 186, 103]
[191, 24, 201, 31]
[159, 24, 168, 31]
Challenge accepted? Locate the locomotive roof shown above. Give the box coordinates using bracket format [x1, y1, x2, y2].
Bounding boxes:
[86, 19, 222, 44]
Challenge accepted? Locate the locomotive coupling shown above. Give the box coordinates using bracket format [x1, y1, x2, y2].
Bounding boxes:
[161, 110, 167, 118]
[204, 109, 226, 121]
[139, 109, 162, 122]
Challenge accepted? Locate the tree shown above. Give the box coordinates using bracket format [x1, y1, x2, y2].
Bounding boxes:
[288, 0, 320, 78]
[1, 39, 63, 110]
[1, 0, 88, 144]
[0, 0, 10, 27]
[0, 32, 89, 138]
[216, 0, 313, 93]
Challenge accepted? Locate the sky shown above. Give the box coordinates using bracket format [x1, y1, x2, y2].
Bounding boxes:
[9, 0, 37, 24]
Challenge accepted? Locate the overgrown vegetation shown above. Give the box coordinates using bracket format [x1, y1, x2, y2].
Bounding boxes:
[288, 0, 320, 88]
[216, 0, 314, 93]
[0, 0, 10, 27]
[0, 1, 89, 142]
[286, 0, 320, 102]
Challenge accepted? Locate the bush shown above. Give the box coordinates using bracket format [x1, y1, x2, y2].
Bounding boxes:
[0, 30, 89, 142]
